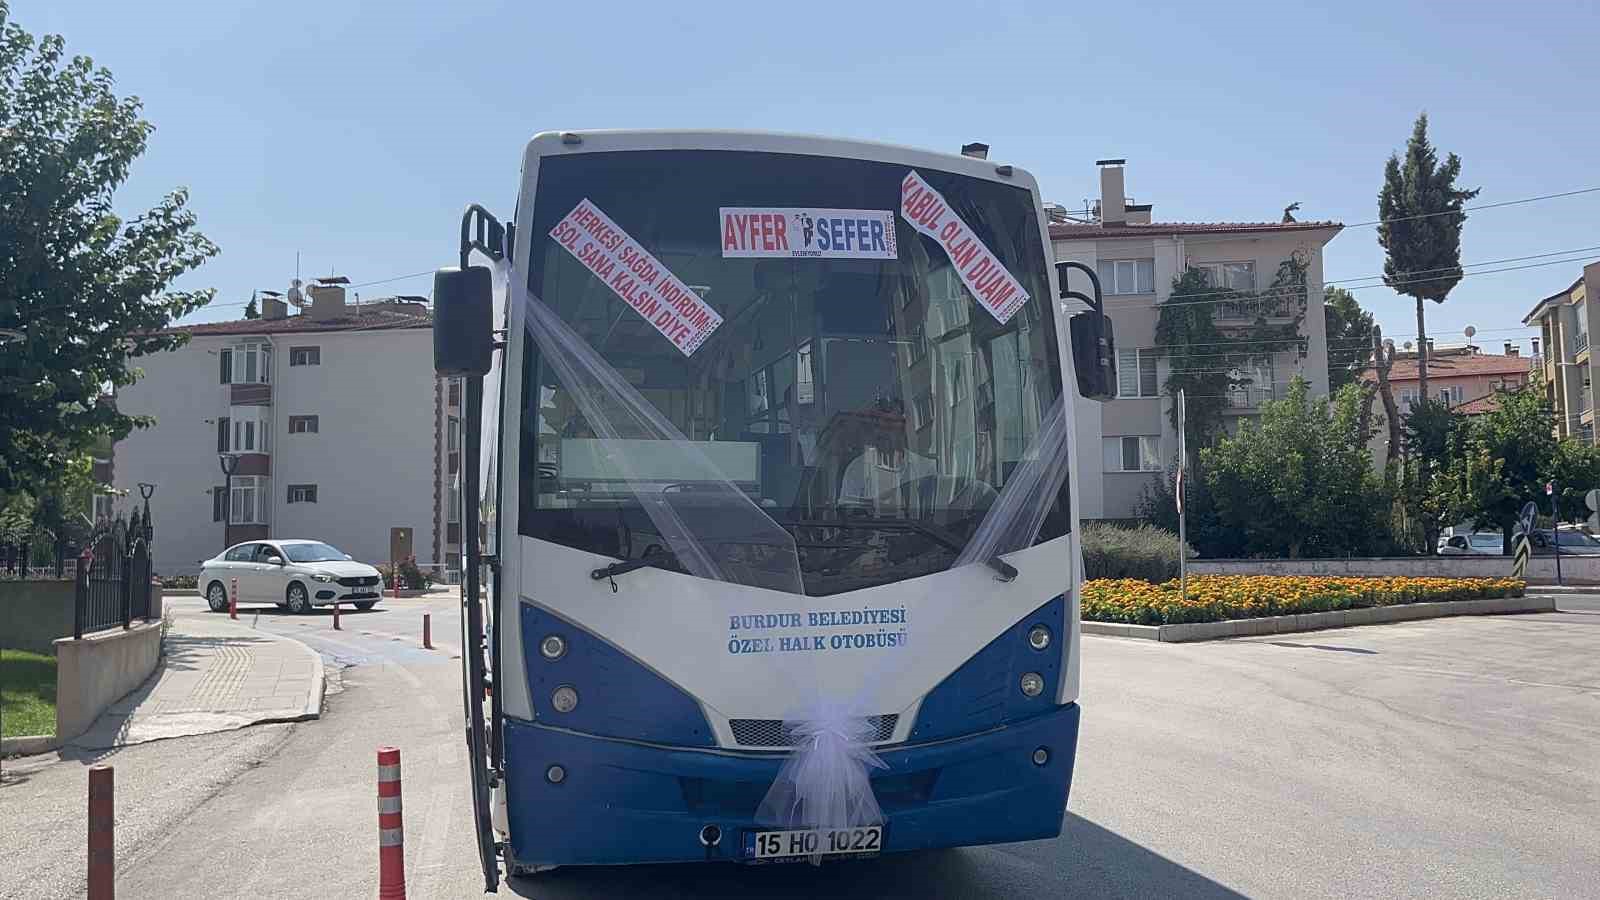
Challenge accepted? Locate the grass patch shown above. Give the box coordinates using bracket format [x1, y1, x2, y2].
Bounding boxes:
[1, 648, 57, 738]
[1082, 575, 1526, 626]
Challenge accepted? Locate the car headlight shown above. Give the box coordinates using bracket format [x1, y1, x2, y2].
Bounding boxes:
[310, 573, 335, 583]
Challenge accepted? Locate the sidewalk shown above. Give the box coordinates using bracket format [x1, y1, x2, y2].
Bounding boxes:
[69, 613, 324, 751]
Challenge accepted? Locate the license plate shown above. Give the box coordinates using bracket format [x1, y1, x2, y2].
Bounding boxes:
[743, 826, 882, 861]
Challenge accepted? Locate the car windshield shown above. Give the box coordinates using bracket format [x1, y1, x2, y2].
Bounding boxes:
[516, 150, 1067, 595]
[282, 542, 348, 562]
[1469, 534, 1501, 549]
[1556, 531, 1599, 547]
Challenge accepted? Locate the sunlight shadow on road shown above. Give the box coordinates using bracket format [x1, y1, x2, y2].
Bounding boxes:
[1264, 641, 1378, 655]
[503, 813, 1243, 899]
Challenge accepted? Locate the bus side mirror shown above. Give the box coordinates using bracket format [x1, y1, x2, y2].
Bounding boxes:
[1058, 261, 1116, 401]
[434, 265, 493, 377]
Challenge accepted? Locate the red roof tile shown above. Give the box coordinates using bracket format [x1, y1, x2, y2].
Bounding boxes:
[1454, 393, 1502, 415]
[165, 302, 431, 337]
[1049, 220, 1342, 241]
[1368, 352, 1534, 383]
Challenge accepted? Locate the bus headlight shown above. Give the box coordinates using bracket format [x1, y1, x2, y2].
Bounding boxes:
[551, 685, 579, 713]
[1027, 625, 1051, 651]
[540, 634, 567, 660]
[1019, 672, 1045, 698]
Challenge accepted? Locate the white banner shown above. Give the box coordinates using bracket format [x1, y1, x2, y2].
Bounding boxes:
[899, 170, 1030, 325]
[550, 199, 723, 356]
[721, 207, 898, 259]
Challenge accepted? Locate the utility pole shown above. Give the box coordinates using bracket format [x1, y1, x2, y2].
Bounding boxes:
[1178, 389, 1188, 600]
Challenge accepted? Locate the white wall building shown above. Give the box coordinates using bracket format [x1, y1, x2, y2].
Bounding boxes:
[112, 283, 461, 578]
[1053, 160, 1343, 519]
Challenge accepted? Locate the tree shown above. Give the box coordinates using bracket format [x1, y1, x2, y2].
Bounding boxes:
[1376, 113, 1480, 405]
[1430, 386, 1555, 552]
[0, 4, 218, 495]
[1200, 377, 1388, 558]
[1325, 287, 1374, 391]
[1546, 438, 1600, 523]
[243, 294, 259, 319]
[1157, 258, 1309, 459]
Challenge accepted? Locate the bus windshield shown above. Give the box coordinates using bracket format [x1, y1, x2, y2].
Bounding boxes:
[517, 149, 1069, 595]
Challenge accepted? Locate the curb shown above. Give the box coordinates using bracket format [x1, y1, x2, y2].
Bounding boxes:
[0, 733, 61, 757]
[1082, 595, 1556, 643]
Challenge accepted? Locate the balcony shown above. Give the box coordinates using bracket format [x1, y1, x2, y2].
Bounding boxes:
[1575, 331, 1590, 360]
[1214, 296, 1292, 323]
[1223, 382, 1285, 411]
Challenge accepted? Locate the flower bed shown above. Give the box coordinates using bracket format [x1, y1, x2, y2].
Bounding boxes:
[1081, 575, 1526, 626]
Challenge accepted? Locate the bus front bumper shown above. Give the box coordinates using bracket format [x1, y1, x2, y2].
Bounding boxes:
[501, 702, 1079, 868]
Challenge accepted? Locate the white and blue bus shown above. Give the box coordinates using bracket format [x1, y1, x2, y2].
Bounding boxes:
[434, 130, 1114, 889]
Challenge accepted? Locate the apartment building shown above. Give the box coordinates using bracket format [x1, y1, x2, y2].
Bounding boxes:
[1523, 261, 1600, 443]
[111, 281, 462, 577]
[1053, 160, 1343, 519]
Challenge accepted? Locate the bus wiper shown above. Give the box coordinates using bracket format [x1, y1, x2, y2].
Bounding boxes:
[590, 551, 674, 586]
[781, 516, 1018, 582]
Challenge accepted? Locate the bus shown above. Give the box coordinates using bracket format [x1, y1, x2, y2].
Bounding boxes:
[433, 130, 1114, 889]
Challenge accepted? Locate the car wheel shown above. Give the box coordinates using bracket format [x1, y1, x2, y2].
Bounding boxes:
[206, 581, 229, 613]
[354, 601, 377, 611]
[286, 582, 312, 614]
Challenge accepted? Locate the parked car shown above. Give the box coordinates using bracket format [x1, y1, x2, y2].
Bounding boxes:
[200, 540, 383, 613]
[1437, 532, 1504, 555]
[1529, 528, 1600, 556]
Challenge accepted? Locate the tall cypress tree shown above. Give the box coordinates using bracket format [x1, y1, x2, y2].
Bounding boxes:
[1377, 113, 1480, 405]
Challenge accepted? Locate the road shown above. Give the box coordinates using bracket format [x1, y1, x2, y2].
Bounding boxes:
[5, 592, 1598, 898]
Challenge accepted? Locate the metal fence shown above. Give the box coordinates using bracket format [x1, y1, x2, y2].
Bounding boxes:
[73, 507, 155, 638]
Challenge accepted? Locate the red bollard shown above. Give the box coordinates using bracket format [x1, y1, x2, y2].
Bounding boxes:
[88, 765, 114, 900]
[377, 747, 406, 900]
[333, 601, 341, 631]
[229, 577, 238, 620]
[422, 614, 432, 650]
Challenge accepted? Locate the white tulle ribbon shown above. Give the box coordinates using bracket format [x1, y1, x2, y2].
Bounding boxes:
[755, 701, 889, 864]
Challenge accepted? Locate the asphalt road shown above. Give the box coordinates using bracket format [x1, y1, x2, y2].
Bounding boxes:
[5, 592, 1597, 898]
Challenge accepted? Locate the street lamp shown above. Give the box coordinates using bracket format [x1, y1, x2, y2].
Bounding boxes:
[218, 454, 238, 550]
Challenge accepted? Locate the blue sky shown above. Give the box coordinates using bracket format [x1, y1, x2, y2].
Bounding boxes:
[19, 0, 1600, 350]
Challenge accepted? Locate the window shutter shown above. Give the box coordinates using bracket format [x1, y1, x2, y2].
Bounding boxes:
[213, 487, 224, 522]
[1118, 348, 1138, 397]
[217, 417, 229, 452]
[220, 349, 232, 384]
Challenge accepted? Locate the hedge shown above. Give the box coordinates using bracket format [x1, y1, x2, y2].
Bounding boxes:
[1081, 575, 1526, 626]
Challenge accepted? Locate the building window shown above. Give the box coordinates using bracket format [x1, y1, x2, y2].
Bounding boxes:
[1116, 348, 1160, 398]
[287, 484, 318, 504]
[1193, 261, 1256, 293]
[1438, 386, 1464, 406]
[222, 407, 270, 453]
[289, 346, 321, 367]
[448, 481, 461, 525]
[908, 325, 927, 365]
[912, 394, 933, 431]
[288, 415, 319, 434]
[447, 380, 462, 407]
[1102, 436, 1162, 473]
[1400, 389, 1419, 411]
[227, 476, 270, 525]
[946, 359, 967, 407]
[1097, 258, 1155, 295]
[212, 485, 227, 522]
[223, 342, 271, 384]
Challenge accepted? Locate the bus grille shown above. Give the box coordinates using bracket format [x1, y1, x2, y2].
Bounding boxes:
[728, 715, 898, 748]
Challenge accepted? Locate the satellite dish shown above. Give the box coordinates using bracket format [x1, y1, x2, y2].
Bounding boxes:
[1464, 325, 1476, 339]
[286, 278, 306, 308]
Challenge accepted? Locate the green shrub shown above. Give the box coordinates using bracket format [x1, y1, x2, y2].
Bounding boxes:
[160, 574, 198, 590]
[378, 556, 434, 590]
[1081, 522, 1192, 583]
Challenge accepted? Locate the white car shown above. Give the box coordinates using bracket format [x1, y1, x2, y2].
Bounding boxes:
[201, 540, 383, 614]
